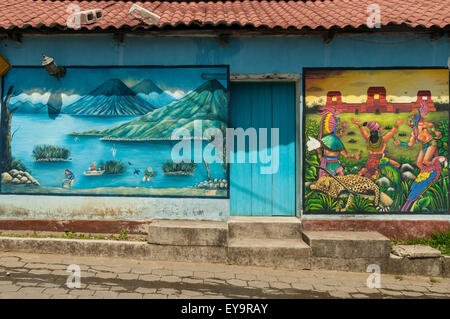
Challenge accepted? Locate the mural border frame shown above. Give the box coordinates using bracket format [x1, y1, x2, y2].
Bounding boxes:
[0, 64, 231, 199]
[301, 66, 450, 215]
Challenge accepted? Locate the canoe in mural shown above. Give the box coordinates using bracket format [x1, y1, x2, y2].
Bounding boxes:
[0, 66, 229, 197]
[304, 68, 449, 214]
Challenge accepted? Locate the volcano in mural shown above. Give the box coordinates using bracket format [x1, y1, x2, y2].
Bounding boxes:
[131, 79, 177, 108]
[2, 66, 229, 199]
[63, 78, 156, 116]
[76, 79, 228, 140]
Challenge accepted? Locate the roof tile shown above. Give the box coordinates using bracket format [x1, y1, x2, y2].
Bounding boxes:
[0, 0, 448, 31]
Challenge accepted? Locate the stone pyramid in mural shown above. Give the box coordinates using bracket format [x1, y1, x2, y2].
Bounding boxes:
[85, 79, 228, 140]
[63, 79, 156, 116]
[131, 79, 177, 108]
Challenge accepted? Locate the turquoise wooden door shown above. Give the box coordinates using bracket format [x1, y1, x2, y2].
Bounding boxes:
[229, 82, 296, 216]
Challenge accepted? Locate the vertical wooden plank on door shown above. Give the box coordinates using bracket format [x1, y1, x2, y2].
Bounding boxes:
[271, 82, 296, 216]
[230, 81, 296, 216]
[250, 83, 273, 216]
[229, 83, 252, 216]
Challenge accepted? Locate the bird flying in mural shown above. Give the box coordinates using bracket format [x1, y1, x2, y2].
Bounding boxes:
[401, 156, 447, 212]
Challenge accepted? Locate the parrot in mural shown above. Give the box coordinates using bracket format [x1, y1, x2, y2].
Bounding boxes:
[401, 156, 447, 212]
[379, 157, 402, 211]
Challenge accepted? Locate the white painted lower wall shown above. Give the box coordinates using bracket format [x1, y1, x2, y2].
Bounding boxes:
[0, 195, 230, 221]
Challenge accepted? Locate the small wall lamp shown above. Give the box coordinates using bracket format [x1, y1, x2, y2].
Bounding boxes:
[42, 54, 66, 80]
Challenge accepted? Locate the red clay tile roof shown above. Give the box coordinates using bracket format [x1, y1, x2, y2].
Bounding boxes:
[0, 0, 449, 32]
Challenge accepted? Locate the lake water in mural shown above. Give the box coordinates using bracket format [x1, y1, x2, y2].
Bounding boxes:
[1, 67, 229, 197]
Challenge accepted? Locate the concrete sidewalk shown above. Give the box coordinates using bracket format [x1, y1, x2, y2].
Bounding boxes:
[0, 251, 448, 299]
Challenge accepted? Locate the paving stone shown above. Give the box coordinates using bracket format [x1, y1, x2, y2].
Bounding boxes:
[182, 278, 204, 284]
[143, 293, 168, 299]
[402, 291, 424, 297]
[193, 271, 215, 278]
[356, 287, 380, 294]
[43, 288, 69, 295]
[235, 273, 257, 281]
[427, 285, 449, 294]
[118, 292, 143, 299]
[110, 286, 128, 292]
[379, 289, 403, 296]
[24, 263, 48, 269]
[87, 284, 110, 291]
[269, 281, 291, 289]
[117, 273, 139, 280]
[0, 280, 13, 285]
[291, 282, 314, 291]
[18, 287, 45, 294]
[94, 290, 119, 298]
[276, 276, 298, 284]
[0, 285, 20, 292]
[29, 269, 52, 275]
[158, 288, 179, 295]
[51, 294, 78, 299]
[248, 280, 269, 289]
[39, 282, 61, 288]
[135, 287, 157, 294]
[313, 284, 335, 292]
[68, 289, 95, 296]
[214, 272, 235, 280]
[16, 281, 38, 287]
[226, 279, 248, 287]
[160, 275, 180, 283]
[139, 274, 160, 282]
[329, 290, 351, 298]
[172, 270, 194, 277]
[96, 272, 117, 279]
[152, 269, 173, 276]
[180, 289, 202, 296]
[351, 293, 370, 298]
[0, 261, 26, 268]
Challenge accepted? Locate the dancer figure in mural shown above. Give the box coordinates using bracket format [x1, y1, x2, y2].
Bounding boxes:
[350, 118, 405, 179]
[393, 100, 442, 169]
[393, 101, 446, 212]
[62, 169, 75, 188]
[307, 106, 360, 178]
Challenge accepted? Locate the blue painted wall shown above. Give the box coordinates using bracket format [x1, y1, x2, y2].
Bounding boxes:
[1, 33, 448, 70]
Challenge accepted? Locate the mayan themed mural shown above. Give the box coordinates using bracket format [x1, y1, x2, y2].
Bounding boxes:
[304, 68, 449, 214]
[0, 66, 229, 197]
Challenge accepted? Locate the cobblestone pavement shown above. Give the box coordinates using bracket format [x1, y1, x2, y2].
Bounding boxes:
[0, 251, 448, 299]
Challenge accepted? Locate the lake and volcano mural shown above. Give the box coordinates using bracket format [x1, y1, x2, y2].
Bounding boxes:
[304, 68, 449, 214]
[0, 66, 229, 197]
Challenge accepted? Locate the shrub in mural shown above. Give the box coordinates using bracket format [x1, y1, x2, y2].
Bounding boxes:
[0, 66, 229, 197]
[304, 68, 449, 214]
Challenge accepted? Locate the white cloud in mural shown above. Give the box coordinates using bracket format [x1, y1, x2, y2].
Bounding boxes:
[167, 89, 189, 99]
[10, 92, 51, 105]
[61, 94, 82, 107]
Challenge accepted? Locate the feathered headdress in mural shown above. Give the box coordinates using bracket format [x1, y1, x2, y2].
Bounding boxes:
[318, 105, 343, 138]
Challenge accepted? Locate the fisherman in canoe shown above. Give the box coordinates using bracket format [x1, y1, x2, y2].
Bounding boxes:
[89, 161, 99, 171]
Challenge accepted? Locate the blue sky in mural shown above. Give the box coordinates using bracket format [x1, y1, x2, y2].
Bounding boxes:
[5, 67, 228, 108]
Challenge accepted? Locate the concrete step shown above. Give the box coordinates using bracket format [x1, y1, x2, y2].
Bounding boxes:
[302, 231, 391, 258]
[148, 219, 227, 247]
[228, 238, 311, 269]
[228, 216, 302, 240]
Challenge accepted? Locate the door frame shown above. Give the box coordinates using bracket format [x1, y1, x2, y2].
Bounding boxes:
[230, 73, 301, 217]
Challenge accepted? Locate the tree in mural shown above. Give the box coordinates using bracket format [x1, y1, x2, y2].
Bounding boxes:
[1, 86, 17, 171]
